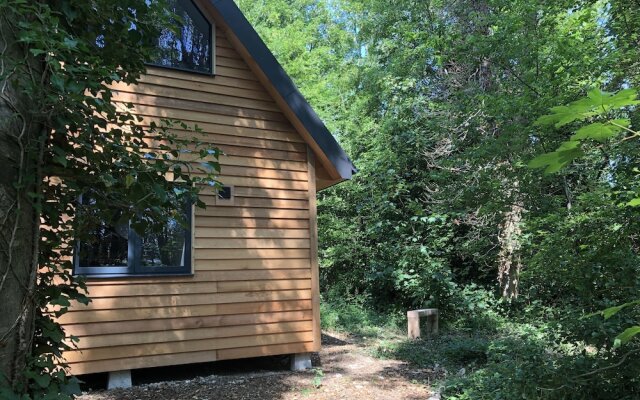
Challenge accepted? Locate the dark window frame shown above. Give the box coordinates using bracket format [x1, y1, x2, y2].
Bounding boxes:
[146, 0, 216, 77]
[73, 202, 194, 278]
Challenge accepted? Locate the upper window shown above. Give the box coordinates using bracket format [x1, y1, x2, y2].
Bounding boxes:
[149, 0, 213, 74]
[74, 197, 193, 277]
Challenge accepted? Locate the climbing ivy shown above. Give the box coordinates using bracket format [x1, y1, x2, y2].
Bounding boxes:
[0, 1, 220, 398]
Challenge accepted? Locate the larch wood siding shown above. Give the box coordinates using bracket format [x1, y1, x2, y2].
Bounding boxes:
[58, 24, 320, 375]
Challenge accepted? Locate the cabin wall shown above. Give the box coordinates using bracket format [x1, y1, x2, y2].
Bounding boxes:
[58, 26, 320, 375]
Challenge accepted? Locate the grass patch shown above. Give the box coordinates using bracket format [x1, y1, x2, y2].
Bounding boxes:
[320, 298, 404, 339]
[320, 299, 640, 399]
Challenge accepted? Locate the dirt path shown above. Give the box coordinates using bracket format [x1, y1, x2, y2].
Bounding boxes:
[79, 333, 437, 400]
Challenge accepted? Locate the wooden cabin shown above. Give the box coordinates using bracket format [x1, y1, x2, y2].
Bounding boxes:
[58, 0, 355, 382]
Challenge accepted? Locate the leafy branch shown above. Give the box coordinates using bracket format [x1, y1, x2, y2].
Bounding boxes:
[0, 1, 221, 398]
[530, 88, 640, 350]
[529, 88, 640, 207]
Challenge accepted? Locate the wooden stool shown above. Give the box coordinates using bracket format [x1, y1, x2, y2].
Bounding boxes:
[407, 309, 439, 339]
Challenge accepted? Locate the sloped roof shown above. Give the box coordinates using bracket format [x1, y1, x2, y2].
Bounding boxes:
[207, 0, 356, 183]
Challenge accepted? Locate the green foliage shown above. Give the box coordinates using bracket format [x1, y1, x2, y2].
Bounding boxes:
[320, 294, 403, 338]
[312, 368, 324, 389]
[598, 300, 640, 321]
[530, 88, 639, 173]
[0, 0, 219, 397]
[441, 324, 640, 399]
[366, 320, 640, 400]
[240, 0, 640, 398]
[529, 86, 640, 349]
[615, 326, 640, 349]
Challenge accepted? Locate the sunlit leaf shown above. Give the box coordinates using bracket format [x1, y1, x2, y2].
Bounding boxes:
[528, 143, 584, 174]
[528, 152, 558, 169]
[586, 87, 605, 105]
[628, 198, 640, 207]
[605, 88, 640, 109]
[614, 326, 640, 348]
[571, 120, 629, 142]
[601, 300, 640, 319]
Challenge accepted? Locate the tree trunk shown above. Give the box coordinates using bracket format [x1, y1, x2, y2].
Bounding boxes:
[0, 13, 43, 388]
[497, 199, 524, 299]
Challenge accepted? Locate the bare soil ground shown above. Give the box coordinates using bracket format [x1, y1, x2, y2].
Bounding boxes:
[79, 333, 438, 400]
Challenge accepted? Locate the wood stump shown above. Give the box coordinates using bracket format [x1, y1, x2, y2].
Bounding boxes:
[407, 309, 439, 339]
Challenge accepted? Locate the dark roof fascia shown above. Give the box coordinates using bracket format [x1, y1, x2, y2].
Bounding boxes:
[209, 0, 356, 180]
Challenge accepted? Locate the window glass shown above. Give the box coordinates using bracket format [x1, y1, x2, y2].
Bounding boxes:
[78, 221, 129, 268]
[151, 0, 212, 74]
[140, 216, 188, 268]
[74, 196, 192, 277]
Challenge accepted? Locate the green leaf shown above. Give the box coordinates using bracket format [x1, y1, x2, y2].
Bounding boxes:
[556, 140, 581, 151]
[29, 48, 47, 56]
[528, 152, 558, 169]
[61, 0, 78, 22]
[571, 120, 629, 142]
[586, 87, 605, 105]
[63, 37, 78, 49]
[535, 88, 639, 128]
[627, 198, 640, 207]
[601, 300, 640, 319]
[605, 88, 640, 109]
[125, 174, 135, 188]
[535, 103, 597, 128]
[60, 377, 82, 395]
[0, 387, 25, 400]
[50, 296, 70, 307]
[528, 143, 584, 174]
[50, 74, 65, 92]
[614, 326, 640, 348]
[29, 372, 51, 389]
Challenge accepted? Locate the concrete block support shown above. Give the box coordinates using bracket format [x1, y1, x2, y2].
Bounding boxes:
[290, 353, 312, 371]
[407, 308, 439, 339]
[107, 370, 132, 389]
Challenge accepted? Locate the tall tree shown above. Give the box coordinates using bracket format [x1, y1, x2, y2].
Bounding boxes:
[0, 1, 219, 396]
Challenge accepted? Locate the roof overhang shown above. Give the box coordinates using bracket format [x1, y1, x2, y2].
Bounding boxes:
[197, 0, 356, 189]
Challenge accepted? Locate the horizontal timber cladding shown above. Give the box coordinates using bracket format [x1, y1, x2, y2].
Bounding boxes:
[195, 249, 310, 260]
[69, 341, 315, 376]
[82, 280, 312, 298]
[143, 130, 308, 153]
[217, 341, 314, 361]
[195, 207, 309, 219]
[193, 238, 311, 249]
[62, 23, 321, 375]
[123, 103, 295, 132]
[65, 331, 315, 363]
[65, 310, 313, 337]
[60, 300, 313, 324]
[111, 82, 280, 112]
[207, 166, 308, 182]
[195, 216, 310, 228]
[140, 136, 307, 161]
[242, 195, 309, 208]
[59, 290, 313, 312]
[72, 321, 313, 350]
[75, 268, 313, 286]
[113, 92, 287, 122]
[138, 73, 273, 102]
[145, 66, 263, 91]
[200, 195, 309, 210]
[135, 116, 304, 143]
[195, 228, 310, 238]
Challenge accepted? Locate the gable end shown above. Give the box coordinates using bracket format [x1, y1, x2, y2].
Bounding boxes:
[205, 0, 356, 185]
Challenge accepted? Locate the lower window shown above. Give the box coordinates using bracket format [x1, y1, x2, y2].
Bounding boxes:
[74, 200, 192, 277]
